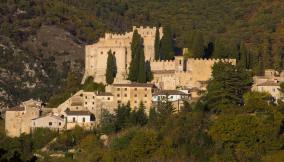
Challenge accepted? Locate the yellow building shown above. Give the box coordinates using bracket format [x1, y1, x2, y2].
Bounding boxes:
[106, 83, 156, 113]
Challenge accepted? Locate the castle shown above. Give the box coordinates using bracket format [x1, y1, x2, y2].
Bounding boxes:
[5, 26, 237, 137]
[82, 26, 236, 89]
[82, 26, 163, 83]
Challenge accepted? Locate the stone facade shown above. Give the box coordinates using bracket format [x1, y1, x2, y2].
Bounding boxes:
[31, 114, 65, 131]
[5, 99, 42, 137]
[54, 90, 116, 125]
[83, 26, 163, 84]
[151, 56, 236, 90]
[252, 69, 284, 101]
[105, 83, 156, 113]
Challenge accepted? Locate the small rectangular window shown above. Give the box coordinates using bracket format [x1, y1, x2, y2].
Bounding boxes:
[49, 122, 52, 126]
[59, 122, 61, 126]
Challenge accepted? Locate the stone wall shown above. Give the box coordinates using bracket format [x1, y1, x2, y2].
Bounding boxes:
[82, 26, 163, 84]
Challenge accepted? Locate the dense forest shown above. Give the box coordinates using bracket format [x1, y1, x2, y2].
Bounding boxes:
[1, 62, 284, 162]
[1, 0, 284, 105]
[1, 0, 284, 161]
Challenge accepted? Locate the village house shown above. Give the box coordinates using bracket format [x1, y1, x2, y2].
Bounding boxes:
[5, 99, 42, 137]
[63, 109, 93, 130]
[152, 90, 190, 111]
[31, 114, 65, 131]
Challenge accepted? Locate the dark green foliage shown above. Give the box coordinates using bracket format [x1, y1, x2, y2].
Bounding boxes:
[238, 42, 249, 69]
[106, 50, 117, 85]
[192, 31, 205, 58]
[137, 47, 146, 83]
[212, 39, 230, 58]
[115, 104, 132, 131]
[47, 72, 81, 107]
[128, 29, 151, 83]
[130, 102, 148, 126]
[205, 62, 253, 111]
[81, 76, 105, 92]
[154, 27, 160, 60]
[274, 46, 284, 73]
[160, 25, 174, 60]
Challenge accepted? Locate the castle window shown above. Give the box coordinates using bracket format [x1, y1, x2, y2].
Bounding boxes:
[134, 101, 137, 103]
[49, 122, 52, 126]
[117, 94, 120, 97]
[134, 88, 137, 91]
[107, 97, 110, 100]
[179, 60, 182, 65]
[118, 100, 121, 104]
[85, 96, 87, 99]
[101, 51, 103, 54]
[145, 88, 147, 91]
[73, 117, 76, 122]
[134, 94, 138, 97]
[124, 88, 127, 91]
[145, 94, 147, 97]
[93, 102, 95, 105]
[124, 94, 127, 97]
[117, 88, 120, 91]
[113, 51, 116, 55]
[85, 102, 87, 104]
[83, 117, 85, 123]
[59, 122, 61, 126]
[144, 101, 147, 103]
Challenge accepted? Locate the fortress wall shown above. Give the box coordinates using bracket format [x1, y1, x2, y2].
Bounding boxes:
[150, 60, 176, 71]
[186, 58, 236, 82]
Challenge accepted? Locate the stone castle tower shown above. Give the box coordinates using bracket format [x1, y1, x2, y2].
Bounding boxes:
[82, 26, 163, 84]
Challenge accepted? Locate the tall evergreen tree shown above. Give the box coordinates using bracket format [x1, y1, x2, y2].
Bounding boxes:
[274, 47, 284, 73]
[137, 46, 146, 83]
[106, 50, 116, 84]
[255, 48, 265, 76]
[205, 62, 253, 111]
[128, 29, 142, 81]
[145, 61, 153, 82]
[212, 39, 229, 58]
[154, 27, 160, 60]
[192, 31, 205, 58]
[262, 37, 273, 69]
[160, 25, 174, 60]
[238, 42, 248, 69]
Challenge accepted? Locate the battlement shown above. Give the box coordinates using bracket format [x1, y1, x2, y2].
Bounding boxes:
[150, 59, 176, 63]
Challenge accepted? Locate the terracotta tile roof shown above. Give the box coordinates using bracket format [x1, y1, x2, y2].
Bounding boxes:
[112, 83, 156, 88]
[65, 110, 91, 116]
[7, 106, 25, 111]
[97, 92, 113, 96]
[257, 81, 280, 86]
[153, 90, 188, 96]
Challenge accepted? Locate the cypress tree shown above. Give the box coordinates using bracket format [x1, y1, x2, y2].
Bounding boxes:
[192, 31, 205, 58]
[213, 39, 229, 58]
[137, 46, 146, 83]
[106, 50, 115, 84]
[238, 42, 248, 69]
[128, 29, 141, 81]
[263, 37, 273, 68]
[160, 25, 174, 60]
[145, 60, 153, 82]
[274, 47, 284, 73]
[154, 27, 160, 60]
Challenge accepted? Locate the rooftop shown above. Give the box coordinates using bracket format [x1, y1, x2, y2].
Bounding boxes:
[7, 106, 25, 111]
[65, 110, 91, 116]
[257, 81, 280, 87]
[112, 83, 155, 88]
[153, 90, 188, 96]
[32, 114, 64, 121]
